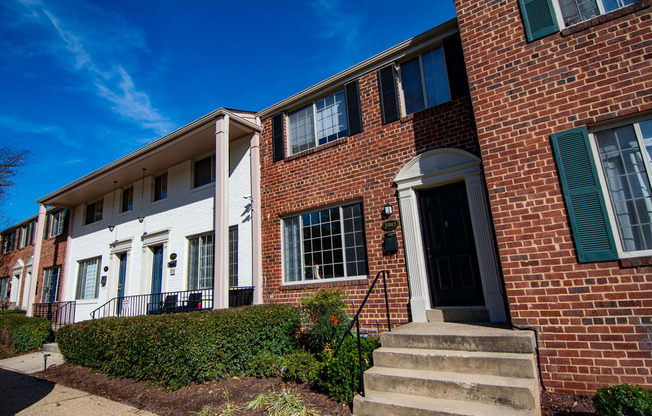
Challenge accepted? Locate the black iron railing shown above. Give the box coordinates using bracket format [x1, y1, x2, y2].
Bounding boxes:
[333, 270, 391, 398]
[91, 286, 255, 319]
[32, 301, 76, 331]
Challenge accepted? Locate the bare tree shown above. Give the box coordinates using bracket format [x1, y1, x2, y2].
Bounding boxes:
[0, 145, 30, 226]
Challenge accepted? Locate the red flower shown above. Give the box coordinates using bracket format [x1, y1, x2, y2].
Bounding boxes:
[330, 315, 338, 326]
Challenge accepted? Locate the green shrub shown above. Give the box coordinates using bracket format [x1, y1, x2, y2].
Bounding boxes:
[57, 304, 300, 389]
[0, 309, 27, 316]
[247, 351, 282, 378]
[300, 289, 350, 353]
[312, 335, 380, 404]
[280, 349, 319, 383]
[0, 314, 50, 352]
[593, 384, 652, 416]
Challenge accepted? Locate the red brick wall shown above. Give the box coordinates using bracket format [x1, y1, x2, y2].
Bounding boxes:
[34, 233, 68, 303]
[259, 69, 481, 329]
[454, 0, 652, 392]
[0, 245, 34, 309]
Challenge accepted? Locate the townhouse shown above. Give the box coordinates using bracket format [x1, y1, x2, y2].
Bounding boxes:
[0, 216, 38, 310]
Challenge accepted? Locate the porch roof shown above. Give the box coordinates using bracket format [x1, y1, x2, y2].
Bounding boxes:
[37, 108, 261, 208]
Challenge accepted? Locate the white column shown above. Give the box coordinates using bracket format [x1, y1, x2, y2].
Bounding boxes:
[214, 115, 230, 309]
[26, 204, 47, 316]
[398, 188, 429, 322]
[250, 122, 263, 305]
[465, 174, 507, 322]
[60, 208, 74, 301]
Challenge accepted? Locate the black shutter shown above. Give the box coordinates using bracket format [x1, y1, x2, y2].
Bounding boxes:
[44, 213, 50, 239]
[378, 65, 400, 125]
[443, 33, 470, 100]
[550, 127, 618, 262]
[272, 113, 285, 162]
[519, 0, 559, 42]
[345, 80, 363, 136]
[62, 209, 70, 235]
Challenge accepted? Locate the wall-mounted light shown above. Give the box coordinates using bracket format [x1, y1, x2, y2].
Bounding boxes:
[383, 203, 393, 217]
[138, 168, 146, 224]
[108, 180, 117, 233]
[108, 225, 115, 232]
[137, 215, 145, 223]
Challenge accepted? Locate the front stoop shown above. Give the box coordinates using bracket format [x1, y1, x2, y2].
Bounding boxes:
[353, 318, 541, 416]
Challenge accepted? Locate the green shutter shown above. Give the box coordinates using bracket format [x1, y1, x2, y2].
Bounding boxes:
[519, 0, 559, 42]
[44, 213, 51, 239]
[551, 127, 618, 262]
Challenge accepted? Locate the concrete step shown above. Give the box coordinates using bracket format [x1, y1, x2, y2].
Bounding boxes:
[353, 391, 532, 416]
[363, 366, 538, 410]
[373, 346, 537, 378]
[381, 322, 535, 353]
[426, 307, 489, 323]
[42, 343, 60, 353]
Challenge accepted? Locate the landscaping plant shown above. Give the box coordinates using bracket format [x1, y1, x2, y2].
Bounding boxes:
[593, 384, 652, 416]
[300, 289, 350, 353]
[0, 313, 50, 352]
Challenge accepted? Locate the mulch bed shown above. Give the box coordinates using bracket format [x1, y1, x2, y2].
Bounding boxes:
[35, 364, 352, 416]
[33, 364, 597, 416]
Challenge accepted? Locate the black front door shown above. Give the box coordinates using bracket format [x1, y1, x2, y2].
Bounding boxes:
[116, 253, 127, 316]
[418, 181, 484, 307]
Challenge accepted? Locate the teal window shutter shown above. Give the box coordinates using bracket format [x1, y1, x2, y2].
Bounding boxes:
[551, 127, 618, 262]
[519, 0, 559, 42]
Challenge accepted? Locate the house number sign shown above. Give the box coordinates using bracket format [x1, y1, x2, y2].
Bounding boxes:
[382, 220, 398, 231]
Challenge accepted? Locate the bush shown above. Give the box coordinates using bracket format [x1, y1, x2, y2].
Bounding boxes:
[593, 384, 652, 416]
[300, 289, 350, 353]
[56, 304, 300, 389]
[248, 351, 282, 378]
[0, 309, 27, 316]
[0, 313, 50, 352]
[312, 335, 380, 404]
[280, 349, 319, 383]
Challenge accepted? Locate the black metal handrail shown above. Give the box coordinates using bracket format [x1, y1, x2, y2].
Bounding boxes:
[32, 301, 76, 331]
[333, 270, 391, 398]
[90, 286, 255, 319]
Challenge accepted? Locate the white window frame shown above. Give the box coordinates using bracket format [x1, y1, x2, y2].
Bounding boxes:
[287, 89, 348, 156]
[75, 257, 101, 300]
[41, 267, 60, 303]
[282, 202, 368, 285]
[84, 199, 103, 225]
[49, 211, 66, 238]
[589, 114, 652, 258]
[121, 186, 134, 213]
[398, 46, 452, 117]
[551, 0, 641, 29]
[18, 225, 29, 248]
[187, 233, 214, 290]
[153, 172, 168, 202]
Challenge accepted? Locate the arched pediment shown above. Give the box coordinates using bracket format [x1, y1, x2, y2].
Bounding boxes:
[11, 259, 24, 273]
[395, 149, 481, 190]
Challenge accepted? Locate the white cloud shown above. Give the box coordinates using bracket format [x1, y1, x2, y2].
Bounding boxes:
[311, 0, 362, 50]
[14, 0, 175, 136]
[0, 115, 79, 149]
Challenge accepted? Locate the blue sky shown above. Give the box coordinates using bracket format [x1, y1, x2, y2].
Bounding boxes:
[0, 0, 456, 226]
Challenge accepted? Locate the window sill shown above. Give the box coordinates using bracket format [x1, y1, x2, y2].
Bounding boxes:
[619, 256, 652, 268]
[285, 137, 348, 161]
[560, 0, 650, 37]
[190, 182, 215, 194]
[281, 276, 368, 290]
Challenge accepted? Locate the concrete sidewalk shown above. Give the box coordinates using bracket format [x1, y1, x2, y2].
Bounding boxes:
[0, 351, 157, 416]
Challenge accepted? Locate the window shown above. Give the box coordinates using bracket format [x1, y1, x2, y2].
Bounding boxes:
[551, 116, 652, 262]
[153, 172, 168, 201]
[0, 278, 9, 301]
[48, 210, 66, 238]
[229, 226, 238, 287]
[84, 199, 103, 225]
[121, 187, 133, 212]
[283, 203, 368, 283]
[41, 267, 60, 303]
[194, 154, 216, 188]
[18, 225, 29, 248]
[288, 90, 349, 155]
[593, 118, 652, 253]
[519, 0, 641, 42]
[188, 233, 214, 290]
[76, 258, 100, 299]
[400, 47, 451, 115]
[556, 0, 640, 26]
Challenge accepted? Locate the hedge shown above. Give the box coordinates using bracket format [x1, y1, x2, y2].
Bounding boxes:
[0, 313, 50, 352]
[57, 304, 301, 389]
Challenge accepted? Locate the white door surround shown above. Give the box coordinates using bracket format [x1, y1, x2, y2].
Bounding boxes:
[395, 149, 506, 322]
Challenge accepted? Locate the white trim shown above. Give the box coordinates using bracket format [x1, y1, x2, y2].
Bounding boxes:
[141, 229, 170, 246]
[395, 149, 506, 322]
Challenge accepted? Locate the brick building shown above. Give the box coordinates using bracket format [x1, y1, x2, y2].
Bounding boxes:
[454, 0, 652, 392]
[0, 216, 37, 309]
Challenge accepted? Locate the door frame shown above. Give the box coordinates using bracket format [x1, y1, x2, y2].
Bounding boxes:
[395, 149, 506, 322]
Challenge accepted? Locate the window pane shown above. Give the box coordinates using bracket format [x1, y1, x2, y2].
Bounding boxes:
[122, 188, 133, 212]
[315, 90, 348, 145]
[194, 156, 214, 188]
[284, 217, 301, 282]
[596, 121, 652, 252]
[289, 105, 315, 154]
[422, 48, 450, 107]
[402, 57, 425, 115]
[188, 238, 198, 290]
[154, 173, 167, 201]
[229, 226, 238, 287]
